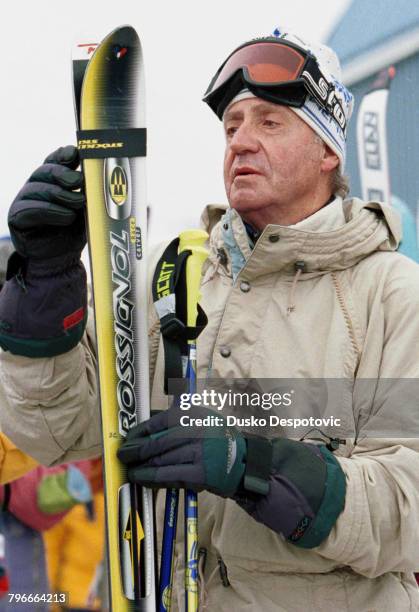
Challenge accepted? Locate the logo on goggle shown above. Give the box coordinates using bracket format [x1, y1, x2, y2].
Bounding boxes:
[110, 167, 128, 205]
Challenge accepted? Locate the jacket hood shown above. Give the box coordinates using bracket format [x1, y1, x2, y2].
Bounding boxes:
[200, 198, 401, 279]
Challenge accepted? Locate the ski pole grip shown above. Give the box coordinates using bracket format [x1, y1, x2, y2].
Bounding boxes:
[178, 230, 209, 327]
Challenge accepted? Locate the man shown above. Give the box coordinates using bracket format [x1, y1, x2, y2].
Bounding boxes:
[0, 32, 419, 611]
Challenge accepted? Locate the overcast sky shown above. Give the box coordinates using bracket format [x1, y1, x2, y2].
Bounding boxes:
[0, 0, 351, 243]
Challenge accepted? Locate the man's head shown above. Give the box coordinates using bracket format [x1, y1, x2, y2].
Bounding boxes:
[204, 32, 353, 228]
[222, 98, 340, 228]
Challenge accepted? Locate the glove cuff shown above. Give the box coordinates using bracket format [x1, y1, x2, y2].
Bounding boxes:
[0, 252, 88, 357]
[26, 251, 84, 278]
[243, 435, 272, 495]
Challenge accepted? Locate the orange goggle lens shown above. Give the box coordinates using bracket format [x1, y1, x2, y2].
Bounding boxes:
[212, 42, 306, 91]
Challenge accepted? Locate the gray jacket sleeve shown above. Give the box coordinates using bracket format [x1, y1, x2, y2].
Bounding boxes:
[0, 315, 102, 465]
[315, 258, 419, 576]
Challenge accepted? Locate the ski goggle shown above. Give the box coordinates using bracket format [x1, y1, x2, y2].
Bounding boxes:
[203, 38, 347, 134]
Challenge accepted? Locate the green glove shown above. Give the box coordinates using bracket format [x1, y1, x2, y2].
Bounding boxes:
[118, 406, 248, 498]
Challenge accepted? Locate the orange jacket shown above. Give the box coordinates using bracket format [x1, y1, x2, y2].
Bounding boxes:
[0, 432, 37, 484]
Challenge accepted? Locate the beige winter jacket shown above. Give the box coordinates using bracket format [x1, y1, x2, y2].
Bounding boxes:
[1, 197, 419, 611]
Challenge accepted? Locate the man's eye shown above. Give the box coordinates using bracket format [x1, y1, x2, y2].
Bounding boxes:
[264, 119, 279, 127]
[226, 126, 238, 137]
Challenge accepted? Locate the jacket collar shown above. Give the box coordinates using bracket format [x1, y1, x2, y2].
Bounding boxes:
[202, 198, 401, 280]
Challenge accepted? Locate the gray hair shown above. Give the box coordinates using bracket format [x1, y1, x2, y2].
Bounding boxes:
[312, 133, 350, 198]
[331, 167, 350, 199]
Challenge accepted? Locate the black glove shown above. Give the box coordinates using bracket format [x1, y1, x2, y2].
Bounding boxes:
[0, 145, 88, 357]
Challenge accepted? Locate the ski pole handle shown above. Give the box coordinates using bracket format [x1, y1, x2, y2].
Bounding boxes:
[179, 230, 209, 330]
[178, 230, 208, 612]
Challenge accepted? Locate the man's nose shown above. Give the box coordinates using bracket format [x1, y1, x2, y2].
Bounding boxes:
[229, 123, 259, 154]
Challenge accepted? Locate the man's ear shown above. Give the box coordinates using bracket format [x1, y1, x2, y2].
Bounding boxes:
[321, 144, 339, 174]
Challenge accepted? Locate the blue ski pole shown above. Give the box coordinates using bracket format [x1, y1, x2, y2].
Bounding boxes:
[158, 230, 208, 612]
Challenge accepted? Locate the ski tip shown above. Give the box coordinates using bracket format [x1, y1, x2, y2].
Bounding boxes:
[71, 25, 140, 61]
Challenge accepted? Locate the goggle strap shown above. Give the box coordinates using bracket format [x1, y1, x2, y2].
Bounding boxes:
[301, 59, 347, 134]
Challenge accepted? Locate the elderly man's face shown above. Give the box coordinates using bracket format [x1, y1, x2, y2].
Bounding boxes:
[223, 98, 337, 228]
